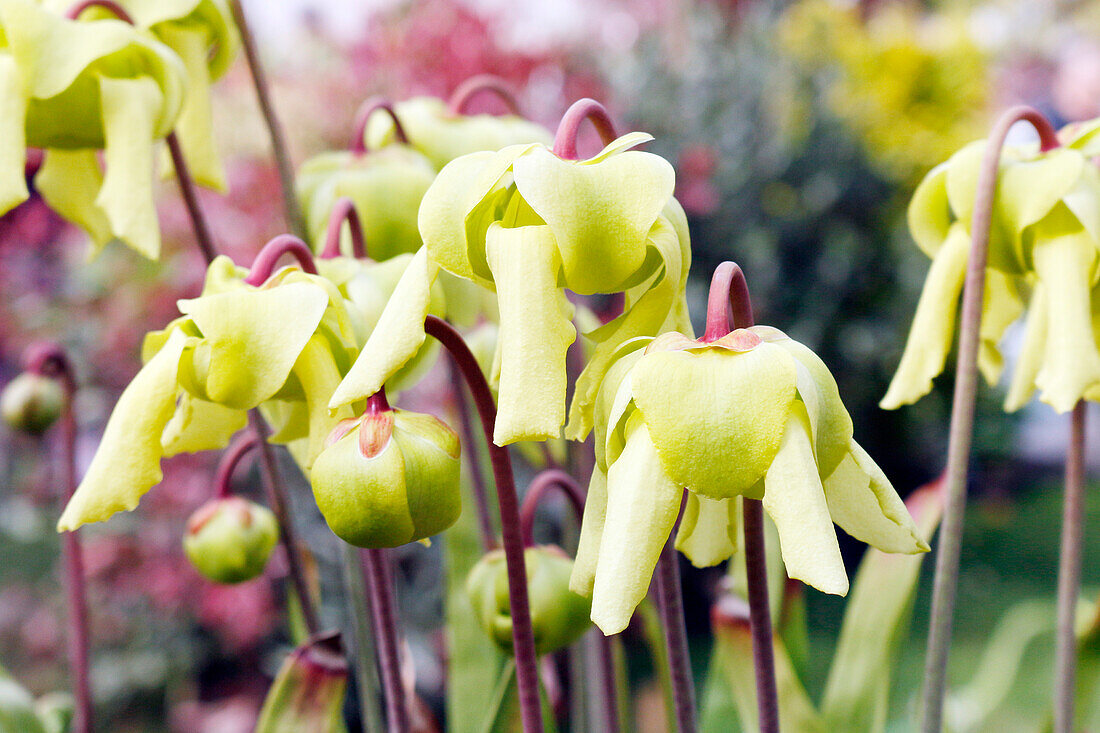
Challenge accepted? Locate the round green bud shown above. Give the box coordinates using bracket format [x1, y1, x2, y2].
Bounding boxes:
[1, 372, 65, 435]
[311, 408, 461, 548]
[183, 497, 279, 584]
[466, 545, 592, 656]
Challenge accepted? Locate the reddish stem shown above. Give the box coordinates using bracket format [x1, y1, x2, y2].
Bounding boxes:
[1054, 401, 1087, 733]
[167, 133, 219, 265]
[702, 262, 754, 342]
[449, 362, 498, 553]
[447, 75, 522, 116]
[213, 432, 259, 499]
[24, 344, 93, 733]
[518, 469, 586, 548]
[65, 0, 133, 22]
[320, 197, 367, 260]
[350, 97, 408, 155]
[423, 315, 543, 733]
[654, 493, 695, 733]
[920, 105, 1061, 733]
[365, 387, 391, 415]
[244, 234, 318, 286]
[552, 99, 619, 160]
[362, 548, 409, 733]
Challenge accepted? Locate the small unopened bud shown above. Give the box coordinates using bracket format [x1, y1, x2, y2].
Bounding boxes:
[466, 545, 591, 656]
[183, 497, 278, 584]
[255, 632, 348, 733]
[1, 372, 65, 435]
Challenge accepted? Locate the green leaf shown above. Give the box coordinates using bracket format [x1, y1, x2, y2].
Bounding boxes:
[820, 476, 945, 732]
[477, 659, 558, 733]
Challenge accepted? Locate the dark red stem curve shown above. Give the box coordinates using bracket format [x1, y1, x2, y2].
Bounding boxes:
[447, 75, 522, 116]
[655, 493, 696, 733]
[703, 261, 754, 342]
[24, 343, 93, 733]
[65, 0, 133, 22]
[518, 469, 586, 548]
[351, 97, 409, 155]
[552, 99, 618, 160]
[244, 234, 318, 286]
[320, 197, 367, 260]
[423, 315, 543, 733]
[362, 548, 409, 733]
[213, 432, 259, 499]
[449, 362, 497, 553]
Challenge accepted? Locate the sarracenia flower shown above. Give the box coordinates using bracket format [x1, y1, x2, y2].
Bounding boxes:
[572, 327, 927, 634]
[882, 120, 1100, 414]
[328, 100, 692, 447]
[0, 0, 186, 258]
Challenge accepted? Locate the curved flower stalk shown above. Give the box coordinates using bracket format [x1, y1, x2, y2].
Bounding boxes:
[0, 0, 187, 259]
[363, 88, 553, 171]
[329, 99, 693, 448]
[882, 118, 1100, 414]
[571, 326, 928, 635]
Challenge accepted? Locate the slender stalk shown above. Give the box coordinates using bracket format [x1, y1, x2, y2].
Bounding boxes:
[244, 234, 317, 285]
[654, 493, 695, 733]
[920, 106, 1059, 733]
[350, 98, 409, 155]
[518, 469, 586, 547]
[551, 99, 618, 160]
[423, 315, 543, 733]
[340, 544, 384, 733]
[449, 361, 497, 552]
[703, 262, 778, 730]
[167, 133, 219, 265]
[213, 432, 258, 499]
[248, 410, 320, 634]
[1054, 401, 1087, 733]
[447, 75, 521, 116]
[362, 548, 408, 733]
[25, 344, 93, 733]
[65, 0, 133, 22]
[593, 631, 621, 733]
[321, 197, 367, 260]
[227, 0, 307, 239]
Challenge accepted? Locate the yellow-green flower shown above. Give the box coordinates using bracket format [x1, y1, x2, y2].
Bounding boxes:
[572, 327, 927, 635]
[0, 0, 187, 258]
[363, 95, 552, 171]
[328, 128, 692, 447]
[882, 121, 1100, 414]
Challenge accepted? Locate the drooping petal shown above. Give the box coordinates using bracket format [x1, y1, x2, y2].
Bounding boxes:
[978, 269, 1025, 387]
[1031, 224, 1100, 412]
[762, 404, 848, 596]
[95, 75, 162, 259]
[34, 149, 112, 255]
[0, 55, 28, 215]
[675, 493, 740, 568]
[591, 338, 650, 470]
[1004, 280, 1047, 412]
[58, 330, 190, 530]
[569, 466, 607, 598]
[161, 393, 246, 456]
[511, 146, 674, 294]
[329, 247, 440, 410]
[484, 222, 575, 444]
[291, 334, 354, 469]
[907, 161, 951, 258]
[631, 343, 798, 500]
[156, 24, 225, 191]
[996, 148, 1084, 271]
[179, 281, 330, 410]
[880, 222, 970, 409]
[823, 442, 927, 554]
[591, 420, 682, 635]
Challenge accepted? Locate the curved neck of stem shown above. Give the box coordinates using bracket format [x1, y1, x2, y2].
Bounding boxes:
[552, 98, 618, 160]
[244, 234, 318, 286]
[365, 387, 391, 415]
[351, 97, 408, 155]
[703, 261, 755, 340]
[24, 341, 76, 396]
[447, 75, 521, 116]
[65, 0, 133, 22]
[214, 433, 259, 499]
[422, 315, 543, 733]
[518, 469, 586, 548]
[320, 197, 367, 260]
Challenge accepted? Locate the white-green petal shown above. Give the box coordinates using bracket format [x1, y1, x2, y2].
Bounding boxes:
[569, 466, 608, 598]
[907, 161, 951, 258]
[58, 329, 190, 530]
[762, 405, 848, 596]
[823, 441, 928, 555]
[329, 247, 440, 410]
[675, 493, 739, 568]
[0, 55, 28, 215]
[160, 393, 246, 456]
[1004, 280, 1047, 412]
[591, 420, 682, 635]
[34, 149, 113, 255]
[978, 269, 1025, 387]
[484, 223, 575, 445]
[881, 223, 969, 410]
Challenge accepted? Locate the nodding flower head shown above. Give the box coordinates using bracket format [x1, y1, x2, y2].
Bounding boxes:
[183, 497, 278, 584]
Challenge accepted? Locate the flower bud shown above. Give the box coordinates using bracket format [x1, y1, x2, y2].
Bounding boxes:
[1, 372, 65, 435]
[311, 406, 461, 548]
[466, 545, 591, 656]
[183, 497, 279, 584]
